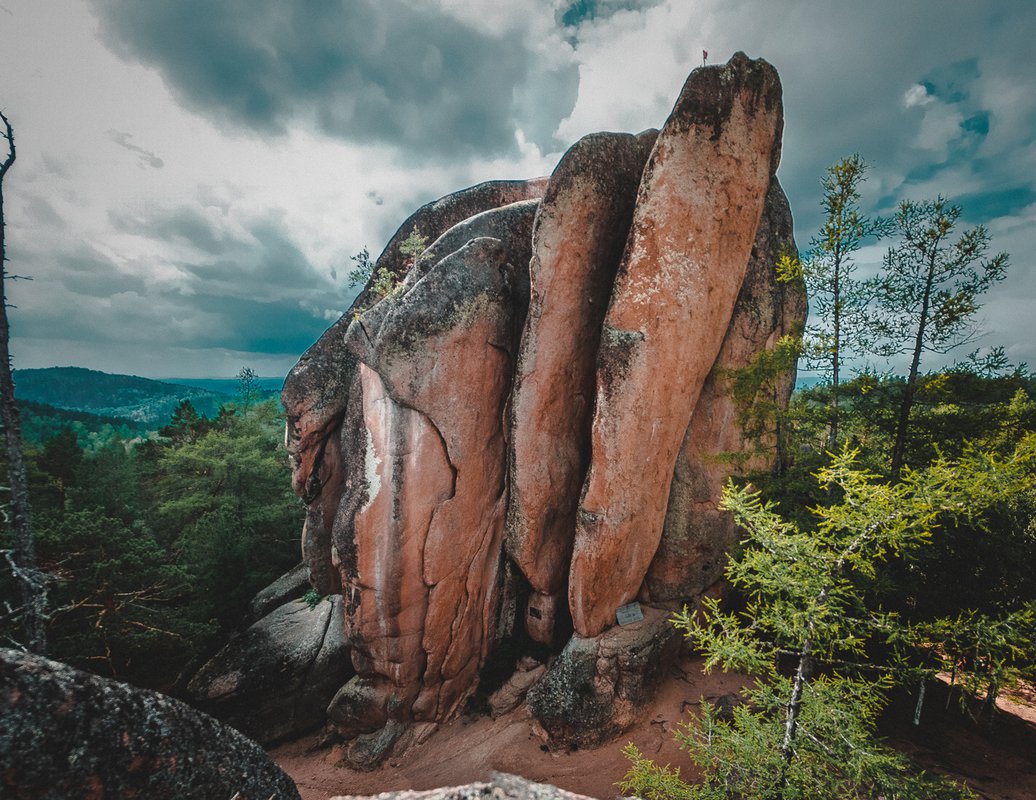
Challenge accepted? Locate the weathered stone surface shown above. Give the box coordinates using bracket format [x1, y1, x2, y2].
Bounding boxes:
[488, 660, 546, 718]
[330, 772, 597, 800]
[646, 179, 806, 602]
[506, 130, 656, 644]
[526, 607, 681, 747]
[0, 648, 300, 800]
[188, 596, 352, 745]
[248, 561, 311, 622]
[327, 226, 532, 764]
[283, 179, 547, 595]
[280, 53, 805, 761]
[569, 53, 784, 637]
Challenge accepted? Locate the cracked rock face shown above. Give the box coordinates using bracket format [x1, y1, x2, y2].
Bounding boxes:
[278, 52, 805, 762]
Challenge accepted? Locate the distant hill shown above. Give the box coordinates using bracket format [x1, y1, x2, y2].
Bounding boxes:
[13, 367, 236, 427]
[163, 377, 283, 396]
[18, 400, 147, 447]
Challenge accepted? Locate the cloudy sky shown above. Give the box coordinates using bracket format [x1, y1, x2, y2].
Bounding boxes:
[0, 0, 1033, 379]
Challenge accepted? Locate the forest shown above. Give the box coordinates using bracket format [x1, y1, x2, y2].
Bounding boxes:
[0, 391, 303, 690]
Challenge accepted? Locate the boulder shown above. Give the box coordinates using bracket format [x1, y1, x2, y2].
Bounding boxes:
[506, 130, 656, 644]
[0, 648, 300, 800]
[568, 53, 785, 637]
[327, 218, 534, 766]
[526, 607, 681, 748]
[283, 179, 547, 595]
[188, 596, 351, 745]
[248, 562, 311, 622]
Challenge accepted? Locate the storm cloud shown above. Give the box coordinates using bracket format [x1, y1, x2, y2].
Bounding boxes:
[93, 0, 579, 159]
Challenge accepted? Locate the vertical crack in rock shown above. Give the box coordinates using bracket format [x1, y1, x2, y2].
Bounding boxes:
[506, 131, 657, 645]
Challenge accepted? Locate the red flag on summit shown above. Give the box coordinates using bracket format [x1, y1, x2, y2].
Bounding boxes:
[703, 50, 708, 65]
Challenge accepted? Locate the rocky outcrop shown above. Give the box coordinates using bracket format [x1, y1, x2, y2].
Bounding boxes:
[526, 607, 681, 747]
[568, 53, 784, 637]
[280, 52, 804, 762]
[0, 648, 300, 800]
[646, 180, 806, 603]
[188, 596, 351, 745]
[507, 130, 656, 645]
[248, 562, 311, 622]
[283, 179, 548, 596]
[325, 204, 537, 767]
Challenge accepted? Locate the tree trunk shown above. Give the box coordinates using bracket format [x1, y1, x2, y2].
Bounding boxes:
[0, 111, 46, 655]
[778, 637, 815, 796]
[828, 252, 841, 450]
[890, 245, 939, 477]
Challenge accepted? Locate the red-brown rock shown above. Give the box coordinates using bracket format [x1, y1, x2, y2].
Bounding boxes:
[327, 216, 535, 765]
[283, 179, 547, 594]
[506, 131, 656, 644]
[646, 179, 806, 602]
[569, 53, 784, 637]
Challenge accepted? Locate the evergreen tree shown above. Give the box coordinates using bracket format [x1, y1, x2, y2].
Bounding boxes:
[621, 446, 1030, 800]
[872, 198, 1008, 475]
[781, 155, 888, 449]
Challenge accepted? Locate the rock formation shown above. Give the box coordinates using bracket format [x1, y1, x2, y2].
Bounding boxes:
[272, 51, 805, 766]
[1, 648, 300, 800]
[189, 595, 351, 745]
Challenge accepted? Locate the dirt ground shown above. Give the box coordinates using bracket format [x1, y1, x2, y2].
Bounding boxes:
[271, 657, 1036, 800]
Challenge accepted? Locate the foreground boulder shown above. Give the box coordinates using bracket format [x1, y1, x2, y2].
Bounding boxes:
[281, 52, 805, 762]
[330, 772, 596, 800]
[0, 648, 300, 800]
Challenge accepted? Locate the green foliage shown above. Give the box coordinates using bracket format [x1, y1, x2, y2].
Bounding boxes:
[398, 226, 429, 261]
[623, 449, 1026, 799]
[303, 589, 322, 610]
[794, 155, 890, 448]
[347, 228, 429, 317]
[871, 198, 1010, 474]
[873, 199, 1008, 362]
[13, 366, 232, 425]
[17, 400, 145, 448]
[348, 246, 374, 288]
[1, 395, 303, 688]
[723, 331, 803, 473]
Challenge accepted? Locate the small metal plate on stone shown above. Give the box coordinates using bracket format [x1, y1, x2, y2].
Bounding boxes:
[616, 602, 644, 626]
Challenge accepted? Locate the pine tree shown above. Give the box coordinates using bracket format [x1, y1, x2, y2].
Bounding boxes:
[780, 156, 888, 450]
[620, 446, 1030, 800]
[873, 198, 1008, 475]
